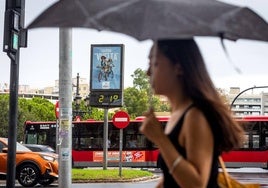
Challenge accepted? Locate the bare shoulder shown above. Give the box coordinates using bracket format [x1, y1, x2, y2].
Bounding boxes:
[185, 106, 207, 121]
[181, 106, 214, 155]
[183, 107, 211, 132]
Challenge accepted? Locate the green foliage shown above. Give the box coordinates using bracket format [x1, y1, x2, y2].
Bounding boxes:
[72, 100, 113, 121]
[83, 107, 113, 121]
[123, 68, 170, 118]
[0, 95, 55, 141]
[123, 87, 149, 118]
[18, 97, 55, 122]
[131, 68, 150, 91]
[0, 94, 9, 138]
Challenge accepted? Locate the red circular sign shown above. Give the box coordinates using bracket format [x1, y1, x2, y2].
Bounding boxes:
[112, 111, 130, 129]
[55, 101, 59, 119]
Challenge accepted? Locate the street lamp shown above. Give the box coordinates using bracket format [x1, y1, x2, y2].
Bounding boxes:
[73, 73, 91, 120]
[84, 94, 90, 106]
[74, 93, 81, 112]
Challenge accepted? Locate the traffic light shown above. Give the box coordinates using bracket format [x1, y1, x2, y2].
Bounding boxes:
[3, 0, 27, 53]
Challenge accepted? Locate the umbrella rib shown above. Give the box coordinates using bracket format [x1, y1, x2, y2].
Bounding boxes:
[75, 0, 99, 28]
[75, 1, 90, 18]
[81, 0, 140, 29]
[94, 0, 139, 19]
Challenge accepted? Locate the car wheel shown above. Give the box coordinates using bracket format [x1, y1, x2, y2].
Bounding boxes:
[38, 178, 55, 186]
[17, 163, 39, 187]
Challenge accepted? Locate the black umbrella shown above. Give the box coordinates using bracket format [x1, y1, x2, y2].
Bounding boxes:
[28, 0, 268, 42]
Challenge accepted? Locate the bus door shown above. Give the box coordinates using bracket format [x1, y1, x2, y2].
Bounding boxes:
[260, 121, 268, 150]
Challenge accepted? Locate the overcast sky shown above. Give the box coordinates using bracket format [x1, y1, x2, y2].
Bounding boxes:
[1, 0, 268, 92]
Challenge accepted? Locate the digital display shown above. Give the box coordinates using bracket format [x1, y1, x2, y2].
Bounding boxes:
[12, 31, 19, 51]
[90, 44, 124, 108]
[90, 91, 123, 107]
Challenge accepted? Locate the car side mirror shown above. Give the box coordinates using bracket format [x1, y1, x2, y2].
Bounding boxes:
[2, 147, 8, 153]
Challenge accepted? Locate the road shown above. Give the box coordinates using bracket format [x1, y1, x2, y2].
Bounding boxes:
[1, 168, 268, 187]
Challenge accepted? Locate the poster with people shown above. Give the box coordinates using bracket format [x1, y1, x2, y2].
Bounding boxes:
[90, 44, 124, 91]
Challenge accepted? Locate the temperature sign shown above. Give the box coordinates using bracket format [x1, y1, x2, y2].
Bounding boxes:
[90, 91, 122, 107]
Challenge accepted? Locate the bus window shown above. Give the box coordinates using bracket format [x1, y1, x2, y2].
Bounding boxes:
[109, 133, 119, 148]
[38, 132, 48, 145]
[25, 132, 49, 145]
[243, 134, 249, 148]
[138, 135, 145, 148]
[73, 122, 104, 150]
[252, 135, 260, 148]
[126, 135, 138, 148]
[26, 133, 38, 144]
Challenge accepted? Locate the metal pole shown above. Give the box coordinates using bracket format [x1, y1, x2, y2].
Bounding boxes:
[58, 28, 72, 188]
[103, 108, 109, 169]
[119, 129, 123, 177]
[76, 73, 79, 113]
[4, 0, 21, 187]
[76, 73, 80, 97]
[56, 118, 59, 154]
[6, 46, 19, 188]
[230, 86, 268, 109]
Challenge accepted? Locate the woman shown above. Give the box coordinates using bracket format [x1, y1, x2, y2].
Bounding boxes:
[139, 39, 244, 188]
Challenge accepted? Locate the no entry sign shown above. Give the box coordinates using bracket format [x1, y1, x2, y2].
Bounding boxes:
[112, 111, 130, 129]
[55, 101, 59, 119]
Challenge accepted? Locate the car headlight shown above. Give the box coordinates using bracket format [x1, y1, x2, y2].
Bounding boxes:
[41, 155, 55, 162]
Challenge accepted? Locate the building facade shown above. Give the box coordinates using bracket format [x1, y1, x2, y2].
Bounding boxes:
[228, 87, 268, 117]
[0, 74, 89, 104]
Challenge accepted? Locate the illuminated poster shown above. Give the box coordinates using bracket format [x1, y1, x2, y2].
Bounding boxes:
[90, 45, 123, 90]
[90, 44, 124, 107]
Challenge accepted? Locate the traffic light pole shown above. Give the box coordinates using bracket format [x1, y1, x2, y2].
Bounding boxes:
[3, 0, 27, 187]
[6, 42, 19, 188]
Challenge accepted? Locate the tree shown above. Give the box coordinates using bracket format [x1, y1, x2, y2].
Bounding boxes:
[131, 68, 150, 91]
[217, 88, 229, 105]
[17, 97, 55, 141]
[0, 94, 9, 138]
[123, 87, 149, 118]
[18, 97, 55, 121]
[0, 95, 56, 141]
[123, 68, 170, 118]
[73, 100, 113, 121]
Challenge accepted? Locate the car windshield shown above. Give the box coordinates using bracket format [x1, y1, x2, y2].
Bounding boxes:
[45, 146, 55, 152]
[17, 142, 31, 152]
[3, 138, 32, 152]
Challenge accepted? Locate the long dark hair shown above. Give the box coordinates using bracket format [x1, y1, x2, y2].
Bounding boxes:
[156, 39, 244, 152]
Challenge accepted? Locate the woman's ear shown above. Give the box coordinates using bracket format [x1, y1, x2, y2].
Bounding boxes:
[175, 64, 183, 75]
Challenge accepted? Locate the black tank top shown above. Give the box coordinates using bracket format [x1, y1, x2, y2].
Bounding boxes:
[158, 104, 219, 188]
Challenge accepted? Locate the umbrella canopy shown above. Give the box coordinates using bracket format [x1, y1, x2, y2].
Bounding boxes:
[28, 0, 268, 42]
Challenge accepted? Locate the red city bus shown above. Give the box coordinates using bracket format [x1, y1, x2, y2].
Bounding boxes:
[24, 115, 268, 168]
[222, 115, 268, 168]
[23, 116, 169, 168]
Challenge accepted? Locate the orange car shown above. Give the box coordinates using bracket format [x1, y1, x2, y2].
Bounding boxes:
[0, 138, 58, 187]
